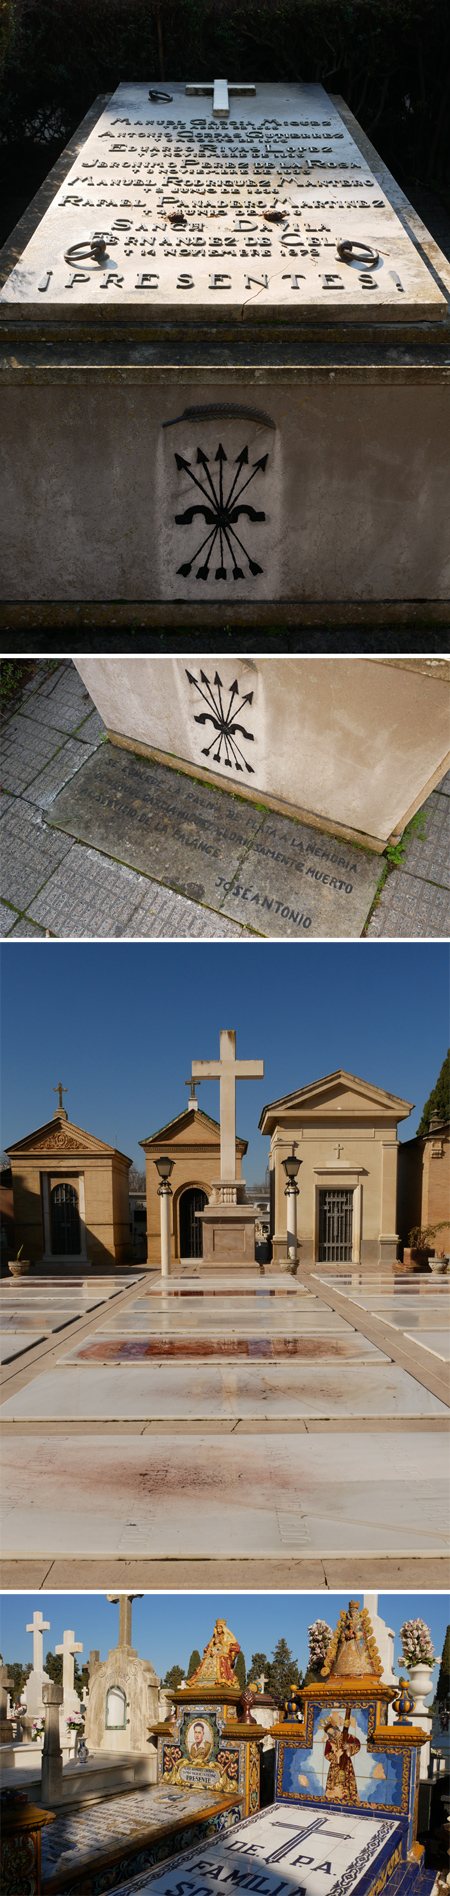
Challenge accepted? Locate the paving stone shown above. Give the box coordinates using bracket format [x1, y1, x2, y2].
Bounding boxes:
[398, 789, 450, 886]
[26, 844, 147, 937]
[21, 734, 99, 808]
[437, 768, 450, 796]
[0, 796, 74, 910]
[124, 883, 247, 938]
[22, 663, 96, 734]
[366, 870, 450, 936]
[75, 707, 106, 743]
[0, 713, 64, 793]
[0, 898, 19, 935]
[7, 916, 49, 937]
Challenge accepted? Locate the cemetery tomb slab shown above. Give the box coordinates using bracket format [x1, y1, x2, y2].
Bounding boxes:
[405, 1332, 450, 1360]
[1, 1362, 447, 1421]
[48, 746, 382, 936]
[40, 1783, 242, 1886]
[60, 1334, 387, 1362]
[2, 1429, 448, 1556]
[0, 83, 446, 330]
[108, 1803, 405, 1896]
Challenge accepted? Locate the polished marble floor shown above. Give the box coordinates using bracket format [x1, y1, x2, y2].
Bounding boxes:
[1, 1265, 448, 1564]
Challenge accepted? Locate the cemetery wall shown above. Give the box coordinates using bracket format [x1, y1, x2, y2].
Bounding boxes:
[397, 1123, 450, 1254]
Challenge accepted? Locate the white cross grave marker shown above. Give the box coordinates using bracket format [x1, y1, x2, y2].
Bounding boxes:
[55, 1630, 83, 1694]
[191, 1029, 263, 1180]
[27, 1610, 50, 1673]
[185, 79, 255, 119]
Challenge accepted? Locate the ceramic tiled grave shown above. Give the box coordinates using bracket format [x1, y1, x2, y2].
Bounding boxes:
[109, 1601, 432, 1896]
[1, 83, 449, 614]
[152, 1617, 265, 1819]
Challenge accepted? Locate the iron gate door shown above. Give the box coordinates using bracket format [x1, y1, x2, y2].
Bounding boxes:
[50, 1181, 81, 1255]
[179, 1188, 207, 1257]
[318, 1188, 353, 1262]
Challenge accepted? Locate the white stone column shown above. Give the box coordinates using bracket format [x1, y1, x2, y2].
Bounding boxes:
[159, 1188, 171, 1277]
[352, 1183, 362, 1263]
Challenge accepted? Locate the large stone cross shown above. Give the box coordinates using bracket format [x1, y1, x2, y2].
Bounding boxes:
[191, 1030, 263, 1181]
[55, 1630, 83, 1693]
[106, 1593, 143, 1650]
[185, 79, 255, 120]
[27, 1610, 50, 1673]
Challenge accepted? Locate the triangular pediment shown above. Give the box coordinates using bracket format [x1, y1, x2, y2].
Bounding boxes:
[259, 1069, 413, 1132]
[140, 1107, 247, 1153]
[7, 1116, 131, 1162]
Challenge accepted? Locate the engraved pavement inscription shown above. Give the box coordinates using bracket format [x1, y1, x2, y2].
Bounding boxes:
[48, 746, 382, 937]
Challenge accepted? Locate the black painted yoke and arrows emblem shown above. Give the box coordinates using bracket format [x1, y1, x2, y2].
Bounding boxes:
[174, 441, 268, 580]
[186, 670, 255, 772]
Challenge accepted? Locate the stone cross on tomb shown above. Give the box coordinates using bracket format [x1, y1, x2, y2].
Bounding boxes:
[191, 1030, 263, 1181]
[185, 78, 255, 119]
[27, 1610, 50, 1673]
[106, 1593, 143, 1653]
[0, 1662, 13, 1718]
[258, 1671, 268, 1692]
[55, 1629, 83, 1694]
[53, 1083, 67, 1111]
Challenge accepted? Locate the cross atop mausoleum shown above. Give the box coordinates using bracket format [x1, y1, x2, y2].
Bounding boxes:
[191, 1030, 263, 1181]
[185, 1077, 201, 1111]
[53, 1083, 68, 1113]
[106, 1593, 143, 1652]
[55, 1630, 83, 1693]
[27, 1610, 51, 1672]
[185, 79, 255, 119]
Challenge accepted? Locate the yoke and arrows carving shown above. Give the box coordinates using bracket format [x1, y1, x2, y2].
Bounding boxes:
[174, 441, 268, 580]
[186, 669, 255, 772]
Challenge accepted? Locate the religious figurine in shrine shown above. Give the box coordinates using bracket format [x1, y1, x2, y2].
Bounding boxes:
[321, 1600, 381, 1681]
[323, 1706, 361, 1803]
[188, 1618, 240, 1687]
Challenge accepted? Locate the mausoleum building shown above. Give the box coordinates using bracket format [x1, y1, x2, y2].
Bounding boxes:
[7, 1097, 131, 1269]
[259, 1069, 413, 1267]
[141, 1098, 247, 1264]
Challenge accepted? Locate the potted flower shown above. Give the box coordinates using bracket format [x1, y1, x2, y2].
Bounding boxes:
[8, 1246, 30, 1277]
[66, 1712, 85, 1758]
[31, 1719, 45, 1743]
[399, 1618, 435, 1714]
[407, 1225, 449, 1273]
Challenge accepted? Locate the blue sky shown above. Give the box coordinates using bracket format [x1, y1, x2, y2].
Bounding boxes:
[1, 942, 448, 1178]
[0, 1592, 447, 1686]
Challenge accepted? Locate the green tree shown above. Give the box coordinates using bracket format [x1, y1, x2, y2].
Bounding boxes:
[417, 1050, 449, 1136]
[248, 1652, 269, 1684]
[163, 1664, 185, 1691]
[187, 1649, 201, 1679]
[268, 1638, 302, 1701]
[4, 1660, 32, 1700]
[235, 1650, 246, 1691]
[435, 1626, 450, 1704]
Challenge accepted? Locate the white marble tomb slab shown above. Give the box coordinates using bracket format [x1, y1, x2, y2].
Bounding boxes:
[0, 1333, 45, 1360]
[2, 1430, 448, 1555]
[110, 1803, 402, 1896]
[1, 83, 445, 324]
[1, 1362, 445, 1421]
[405, 1331, 450, 1361]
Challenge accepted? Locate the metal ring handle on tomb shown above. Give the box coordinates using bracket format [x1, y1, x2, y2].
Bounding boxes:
[64, 237, 110, 264]
[149, 89, 173, 101]
[336, 239, 380, 265]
